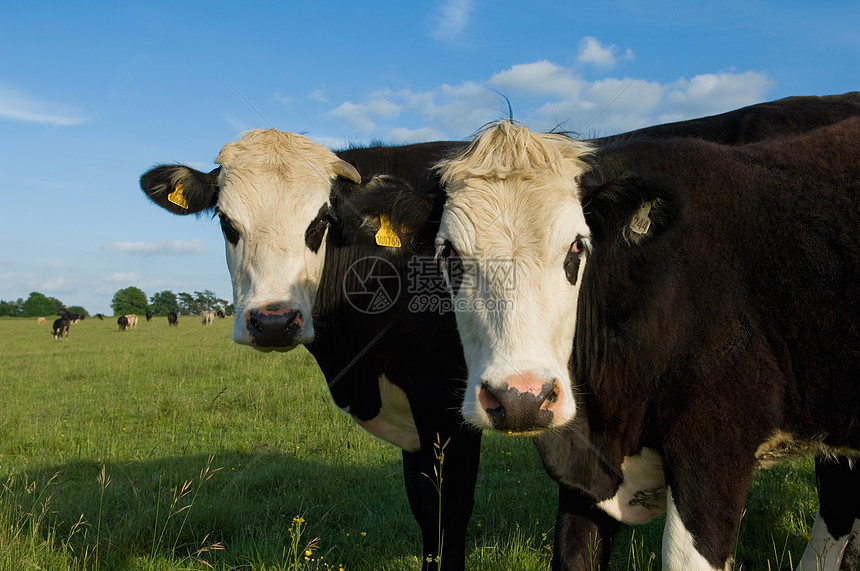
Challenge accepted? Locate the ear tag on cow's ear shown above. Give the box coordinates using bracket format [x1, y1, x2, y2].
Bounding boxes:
[168, 183, 190, 210]
[375, 214, 402, 248]
[630, 202, 652, 235]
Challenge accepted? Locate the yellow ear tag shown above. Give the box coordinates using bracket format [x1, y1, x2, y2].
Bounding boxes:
[375, 214, 402, 248]
[630, 201, 652, 235]
[168, 183, 190, 210]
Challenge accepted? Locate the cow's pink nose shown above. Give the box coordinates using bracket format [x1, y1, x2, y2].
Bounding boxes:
[245, 303, 303, 348]
[478, 373, 560, 433]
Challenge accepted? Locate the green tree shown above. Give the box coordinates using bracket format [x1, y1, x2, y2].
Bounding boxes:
[176, 290, 228, 315]
[0, 298, 24, 317]
[176, 292, 197, 315]
[49, 296, 67, 315]
[21, 292, 59, 317]
[111, 287, 148, 316]
[195, 289, 229, 312]
[149, 290, 179, 315]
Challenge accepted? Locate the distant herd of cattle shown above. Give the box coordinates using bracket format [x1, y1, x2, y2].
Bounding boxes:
[42, 309, 225, 337]
[135, 92, 860, 571]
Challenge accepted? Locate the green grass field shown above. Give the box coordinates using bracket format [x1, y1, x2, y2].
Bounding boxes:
[0, 316, 823, 570]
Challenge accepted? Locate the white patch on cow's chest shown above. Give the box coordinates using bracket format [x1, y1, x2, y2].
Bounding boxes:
[597, 447, 667, 524]
[346, 375, 419, 453]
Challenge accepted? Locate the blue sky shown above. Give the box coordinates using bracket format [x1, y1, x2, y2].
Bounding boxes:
[1, 1, 858, 315]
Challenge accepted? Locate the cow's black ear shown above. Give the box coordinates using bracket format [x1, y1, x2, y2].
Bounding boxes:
[581, 171, 685, 247]
[333, 175, 436, 254]
[140, 165, 221, 215]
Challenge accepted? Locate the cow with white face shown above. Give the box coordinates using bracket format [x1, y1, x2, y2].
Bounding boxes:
[140, 129, 360, 350]
[140, 129, 483, 571]
[141, 129, 361, 351]
[436, 122, 594, 433]
[436, 118, 860, 571]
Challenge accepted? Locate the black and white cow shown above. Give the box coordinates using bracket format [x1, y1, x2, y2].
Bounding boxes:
[52, 317, 70, 340]
[139, 92, 860, 570]
[434, 117, 860, 570]
[140, 130, 477, 570]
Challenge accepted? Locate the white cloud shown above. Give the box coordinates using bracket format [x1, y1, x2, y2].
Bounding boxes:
[576, 37, 634, 70]
[308, 89, 328, 103]
[0, 271, 35, 291]
[388, 126, 449, 144]
[430, 0, 474, 44]
[320, 37, 774, 141]
[104, 240, 205, 256]
[558, 78, 667, 134]
[490, 61, 584, 97]
[0, 84, 85, 126]
[107, 272, 140, 283]
[0, 270, 77, 294]
[661, 71, 775, 122]
[326, 96, 403, 133]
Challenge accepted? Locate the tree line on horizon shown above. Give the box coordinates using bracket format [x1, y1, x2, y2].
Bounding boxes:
[0, 288, 232, 318]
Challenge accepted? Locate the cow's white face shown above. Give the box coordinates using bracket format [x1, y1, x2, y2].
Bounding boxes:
[213, 129, 360, 351]
[435, 122, 593, 433]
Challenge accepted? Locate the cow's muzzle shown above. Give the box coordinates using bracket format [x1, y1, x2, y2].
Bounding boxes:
[245, 304, 304, 349]
[478, 373, 561, 434]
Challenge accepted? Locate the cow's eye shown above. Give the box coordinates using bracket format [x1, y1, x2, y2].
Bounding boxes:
[438, 240, 465, 296]
[218, 212, 240, 246]
[563, 237, 586, 285]
[304, 204, 331, 254]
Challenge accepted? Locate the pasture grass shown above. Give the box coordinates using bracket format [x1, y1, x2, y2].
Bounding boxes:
[0, 316, 823, 569]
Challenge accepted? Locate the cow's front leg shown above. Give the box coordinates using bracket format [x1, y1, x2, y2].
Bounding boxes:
[402, 424, 482, 571]
[552, 484, 621, 571]
[662, 457, 753, 571]
[403, 449, 446, 571]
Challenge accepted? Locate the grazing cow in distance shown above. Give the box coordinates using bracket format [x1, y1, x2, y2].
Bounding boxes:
[37, 317, 46, 325]
[52, 317, 70, 340]
[167, 312, 178, 326]
[95, 313, 104, 320]
[216, 309, 225, 319]
[117, 315, 129, 331]
[125, 314, 138, 328]
[201, 310, 215, 325]
[146, 310, 153, 322]
[140, 93, 860, 571]
[434, 118, 860, 570]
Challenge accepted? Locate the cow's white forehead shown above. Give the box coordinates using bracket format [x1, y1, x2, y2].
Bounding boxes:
[436, 121, 593, 191]
[441, 176, 588, 260]
[215, 129, 336, 217]
[437, 122, 594, 252]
